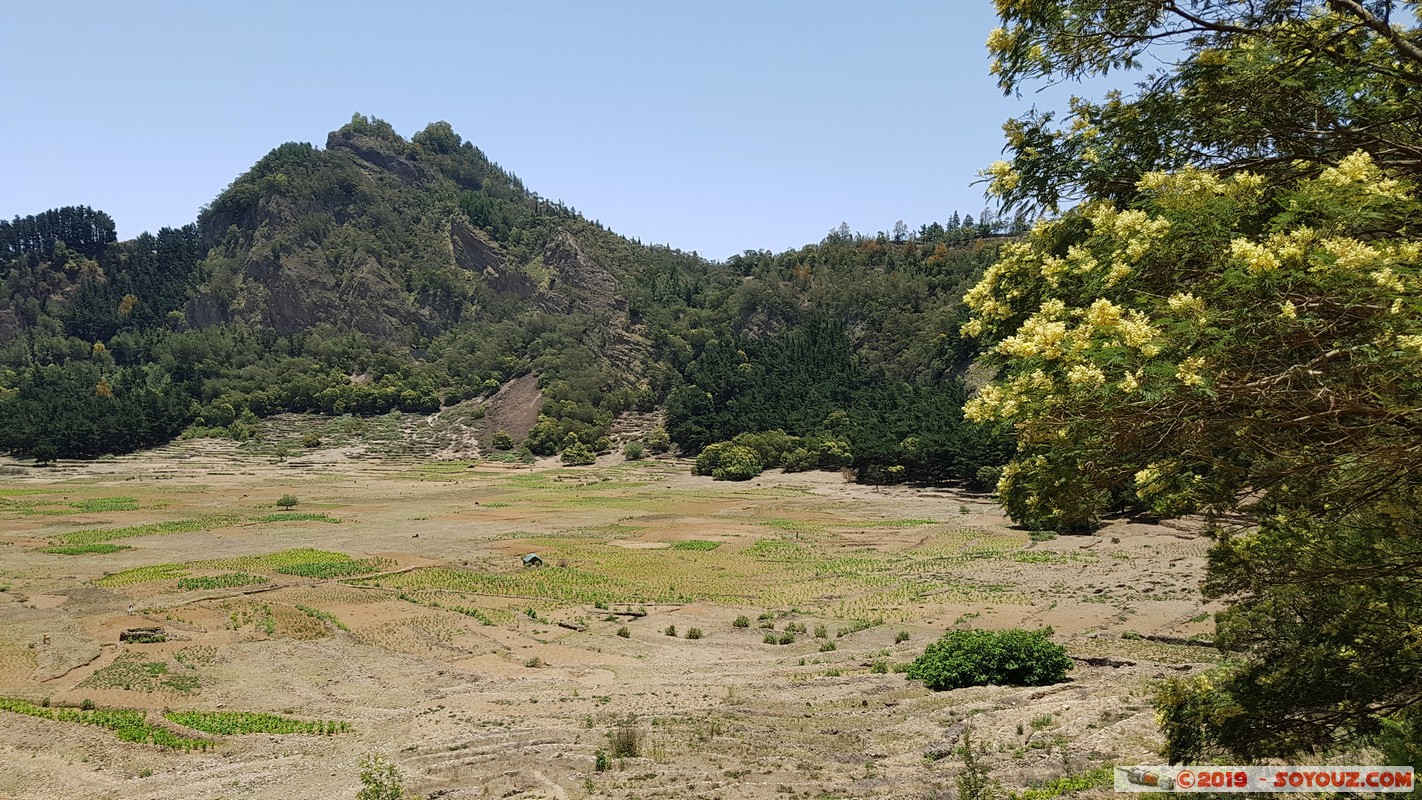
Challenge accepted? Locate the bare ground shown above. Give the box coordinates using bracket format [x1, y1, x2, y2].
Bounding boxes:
[0, 423, 1220, 800]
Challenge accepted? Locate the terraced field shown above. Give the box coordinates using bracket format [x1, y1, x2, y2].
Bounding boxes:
[0, 415, 1219, 800]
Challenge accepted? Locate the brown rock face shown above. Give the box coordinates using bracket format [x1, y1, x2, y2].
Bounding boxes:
[541, 229, 621, 312]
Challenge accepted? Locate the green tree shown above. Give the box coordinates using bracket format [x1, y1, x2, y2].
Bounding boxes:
[973, 0, 1422, 762]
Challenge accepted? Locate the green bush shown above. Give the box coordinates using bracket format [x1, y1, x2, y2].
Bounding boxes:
[276, 494, 298, 509]
[491, 430, 515, 450]
[780, 439, 853, 472]
[732, 615, 750, 628]
[905, 628, 1071, 691]
[622, 440, 645, 460]
[693, 442, 763, 481]
[561, 442, 597, 466]
[782, 447, 817, 473]
[645, 428, 671, 454]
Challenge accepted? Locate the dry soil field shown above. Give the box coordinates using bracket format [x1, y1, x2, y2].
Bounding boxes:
[0, 414, 1221, 799]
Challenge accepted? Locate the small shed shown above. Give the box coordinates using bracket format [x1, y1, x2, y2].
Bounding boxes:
[521, 553, 544, 568]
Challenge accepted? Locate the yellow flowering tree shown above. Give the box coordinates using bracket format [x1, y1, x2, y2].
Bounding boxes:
[967, 153, 1422, 760]
[975, 0, 1422, 762]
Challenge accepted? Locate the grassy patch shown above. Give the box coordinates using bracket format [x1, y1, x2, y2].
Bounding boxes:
[859, 518, 938, 528]
[78, 652, 204, 694]
[250, 513, 340, 524]
[68, 497, 141, 513]
[670, 540, 720, 551]
[0, 697, 210, 750]
[1013, 766, 1114, 800]
[96, 549, 390, 588]
[0, 495, 141, 517]
[52, 516, 233, 546]
[165, 710, 349, 735]
[40, 543, 132, 555]
[294, 604, 349, 632]
[275, 554, 388, 579]
[175, 573, 269, 591]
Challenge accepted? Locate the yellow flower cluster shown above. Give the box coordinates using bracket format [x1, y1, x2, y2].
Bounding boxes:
[1320, 237, 1381, 272]
[1371, 267, 1406, 292]
[983, 160, 1021, 195]
[1230, 238, 1280, 273]
[1176, 356, 1208, 387]
[1137, 169, 1264, 202]
[1067, 364, 1105, 388]
[996, 316, 1068, 358]
[1319, 150, 1411, 199]
[1279, 300, 1298, 320]
[1398, 335, 1422, 355]
[1083, 299, 1161, 354]
[1133, 464, 1165, 498]
[986, 27, 1011, 54]
[1167, 292, 1205, 315]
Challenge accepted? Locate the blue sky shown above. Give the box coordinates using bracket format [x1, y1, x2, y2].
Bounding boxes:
[1, 1, 1124, 260]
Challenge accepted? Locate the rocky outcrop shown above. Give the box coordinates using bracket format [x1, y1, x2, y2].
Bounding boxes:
[542, 229, 621, 312]
[326, 127, 432, 186]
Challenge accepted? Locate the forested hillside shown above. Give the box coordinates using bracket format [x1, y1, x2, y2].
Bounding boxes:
[0, 114, 1009, 480]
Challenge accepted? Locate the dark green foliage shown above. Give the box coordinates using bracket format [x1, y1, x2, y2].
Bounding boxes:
[727, 430, 799, 469]
[1154, 485, 1422, 763]
[0, 362, 192, 459]
[669, 322, 1009, 482]
[0, 207, 116, 261]
[905, 628, 1071, 691]
[692, 442, 762, 481]
[491, 430, 515, 450]
[622, 440, 645, 460]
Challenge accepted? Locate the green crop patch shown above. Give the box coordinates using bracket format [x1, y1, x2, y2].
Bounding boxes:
[165, 710, 349, 736]
[0, 697, 210, 751]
